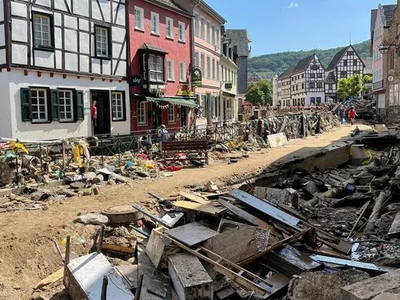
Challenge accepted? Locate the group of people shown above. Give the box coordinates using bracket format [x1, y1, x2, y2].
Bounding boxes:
[338, 105, 357, 126]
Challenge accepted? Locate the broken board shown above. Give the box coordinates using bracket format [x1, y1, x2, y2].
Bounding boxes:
[204, 225, 270, 263]
[254, 187, 289, 204]
[179, 191, 209, 204]
[115, 265, 138, 290]
[167, 222, 218, 246]
[267, 133, 288, 148]
[388, 211, 400, 236]
[146, 228, 179, 269]
[173, 200, 226, 216]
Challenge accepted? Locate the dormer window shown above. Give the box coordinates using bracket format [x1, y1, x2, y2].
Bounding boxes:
[140, 44, 168, 89]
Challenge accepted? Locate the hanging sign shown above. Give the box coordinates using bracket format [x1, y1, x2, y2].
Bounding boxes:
[191, 67, 202, 87]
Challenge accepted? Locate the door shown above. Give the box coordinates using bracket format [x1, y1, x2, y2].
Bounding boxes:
[91, 90, 111, 135]
[152, 102, 162, 130]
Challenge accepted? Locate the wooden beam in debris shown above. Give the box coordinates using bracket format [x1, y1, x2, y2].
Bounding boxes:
[347, 201, 370, 239]
[388, 211, 400, 236]
[173, 200, 226, 216]
[179, 191, 209, 204]
[218, 198, 278, 236]
[229, 189, 300, 227]
[153, 230, 271, 296]
[132, 204, 180, 229]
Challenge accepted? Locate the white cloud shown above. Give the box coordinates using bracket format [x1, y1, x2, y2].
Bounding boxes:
[288, 2, 299, 9]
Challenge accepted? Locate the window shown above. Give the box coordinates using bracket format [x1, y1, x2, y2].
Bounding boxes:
[309, 82, 315, 89]
[149, 54, 164, 82]
[347, 51, 354, 56]
[111, 92, 124, 121]
[216, 62, 220, 81]
[206, 56, 211, 78]
[301, 83, 304, 89]
[59, 90, 74, 122]
[168, 105, 175, 123]
[33, 13, 52, 48]
[317, 82, 322, 88]
[167, 60, 174, 81]
[200, 17, 205, 39]
[31, 89, 48, 122]
[340, 71, 347, 78]
[138, 101, 147, 125]
[151, 12, 160, 35]
[166, 17, 174, 39]
[206, 21, 210, 42]
[216, 29, 220, 46]
[200, 53, 205, 76]
[353, 59, 358, 66]
[310, 97, 316, 104]
[328, 84, 333, 90]
[343, 60, 348, 66]
[317, 73, 322, 78]
[95, 26, 110, 57]
[310, 73, 315, 78]
[178, 21, 185, 42]
[194, 51, 199, 67]
[316, 97, 321, 103]
[134, 7, 144, 31]
[194, 13, 199, 37]
[212, 58, 215, 80]
[212, 25, 215, 45]
[179, 62, 186, 82]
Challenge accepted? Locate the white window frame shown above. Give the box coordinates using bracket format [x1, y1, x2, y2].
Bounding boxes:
[58, 90, 74, 122]
[216, 62, 220, 81]
[212, 25, 215, 45]
[151, 12, 160, 35]
[179, 62, 186, 82]
[138, 101, 147, 125]
[206, 56, 211, 79]
[168, 105, 175, 123]
[212, 58, 216, 80]
[200, 53, 205, 76]
[111, 92, 124, 121]
[33, 13, 52, 48]
[31, 88, 48, 123]
[200, 17, 205, 39]
[194, 51, 199, 67]
[178, 21, 186, 42]
[95, 26, 109, 57]
[206, 21, 210, 43]
[216, 29, 220, 46]
[167, 59, 175, 81]
[166, 17, 174, 39]
[194, 13, 199, 37]
[149, 54, 164, 82]
[134, 6, 144, 31]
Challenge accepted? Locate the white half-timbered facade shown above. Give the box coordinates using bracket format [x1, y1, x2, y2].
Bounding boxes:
[325, 45, 365, 102]
[305, 55, 325, 105]
[0, 0, 130, 140]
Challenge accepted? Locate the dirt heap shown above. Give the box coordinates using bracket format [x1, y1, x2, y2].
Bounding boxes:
[286, 269, 369, 300]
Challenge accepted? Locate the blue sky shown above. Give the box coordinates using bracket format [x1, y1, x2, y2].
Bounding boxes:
[206, 0, 397, 56]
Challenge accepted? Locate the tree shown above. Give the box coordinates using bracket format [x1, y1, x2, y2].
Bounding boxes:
[337, 74, 364, 100]
[258, 80, 273, 104]
[245, 84, 264, 105]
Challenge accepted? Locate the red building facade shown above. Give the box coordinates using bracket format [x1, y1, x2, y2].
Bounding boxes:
[129, 0, 195, 134]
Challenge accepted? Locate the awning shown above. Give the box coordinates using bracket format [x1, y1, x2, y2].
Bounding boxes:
[144, 96, 198, 108]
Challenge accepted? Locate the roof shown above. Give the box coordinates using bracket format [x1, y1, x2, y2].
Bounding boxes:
[148, 0, 190, 15]
[380, 4, 397, 28]
[293, 54, 315, 73]
[198, 0, 226, 23]
[139, 43, 168, 54]
[278, 65, 296, 80]
[226, 29, 251, 57]
[326, 46, 348, 71]
[370, 9, 378, 33]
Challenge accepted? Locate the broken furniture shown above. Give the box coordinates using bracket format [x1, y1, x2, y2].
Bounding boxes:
[161, 140, 209, 165]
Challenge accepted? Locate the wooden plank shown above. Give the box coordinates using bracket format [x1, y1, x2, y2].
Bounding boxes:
[167, 222, 218, 247]
[347, 200, 370, 239]
[115, 265, 138, 290]
[203, 225, 270, 263]
[238, 229, 311, 266]
[229, 190, 300, 227]
[218, 199, 278, 236]
[388, 211, 400, 236]
[179, 191, 209, 204]
[35, 267, 64, 289]
[173, 200, 226, 216]
[133, 204, 175, 229]
[154, 230, 270, 296]
[102, 243, 135, 254]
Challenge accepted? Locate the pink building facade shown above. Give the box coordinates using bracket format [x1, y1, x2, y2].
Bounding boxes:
[129, 0, 195, 134]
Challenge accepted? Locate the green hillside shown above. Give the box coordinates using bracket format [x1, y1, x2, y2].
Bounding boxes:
[248, 40, 371, 79]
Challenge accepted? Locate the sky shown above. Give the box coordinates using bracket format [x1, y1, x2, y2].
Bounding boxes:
[205, 0, 397, 56]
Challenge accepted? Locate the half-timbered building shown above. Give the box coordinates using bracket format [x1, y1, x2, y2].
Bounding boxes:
[0, 0, 130, 140]
[305, 55, 326, 105]
[325, 45, 365, 102]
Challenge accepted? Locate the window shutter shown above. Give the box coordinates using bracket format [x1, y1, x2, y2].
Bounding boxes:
[122, 92, 127, 121]
[76, 90, 84, 120]
[50, 89, 59, 121]
[20, 88, 32, 122]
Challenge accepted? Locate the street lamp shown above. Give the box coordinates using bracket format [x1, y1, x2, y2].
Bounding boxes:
[378, 40, 398, 54]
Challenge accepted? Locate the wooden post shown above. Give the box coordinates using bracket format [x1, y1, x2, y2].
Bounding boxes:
[135, 274, 144, 300]
[97, 225, 105, 253]
[62, 141, 66, 171]
[101, 276, 108, 300]
[64, 235, 71, 277]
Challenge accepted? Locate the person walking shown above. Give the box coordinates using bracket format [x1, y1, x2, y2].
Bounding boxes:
[159, 125, 169, 151]
[348, 107, 357, 126]
[338, 104, 345, 124]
